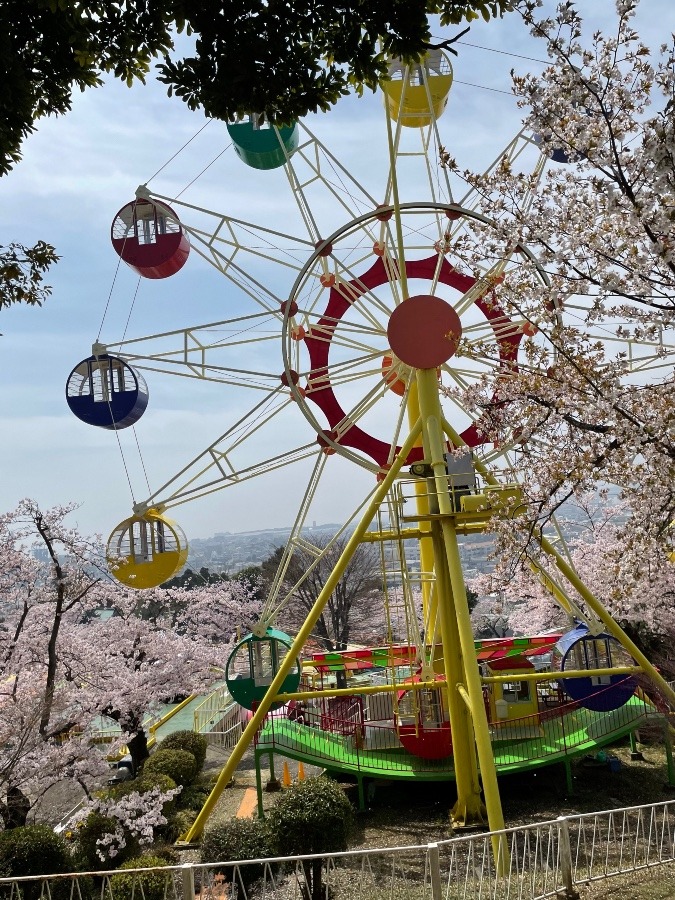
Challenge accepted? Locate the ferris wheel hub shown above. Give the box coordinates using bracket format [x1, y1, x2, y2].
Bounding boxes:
[387, 294, 462, 369]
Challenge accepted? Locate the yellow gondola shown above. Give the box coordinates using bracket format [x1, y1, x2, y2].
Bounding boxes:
[107, 509, 188, 589]
[381, 50, 453, 128]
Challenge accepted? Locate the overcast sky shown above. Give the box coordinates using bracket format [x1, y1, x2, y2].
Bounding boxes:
[0, 1, 670, 543]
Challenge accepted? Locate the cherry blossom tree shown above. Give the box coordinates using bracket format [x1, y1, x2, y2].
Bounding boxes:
[0, 499, 260, 829]
[442, 0, 675, 563]
[469, 498, 675, 675]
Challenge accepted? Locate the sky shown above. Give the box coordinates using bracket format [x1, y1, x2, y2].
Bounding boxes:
[0, 1, 671, 545]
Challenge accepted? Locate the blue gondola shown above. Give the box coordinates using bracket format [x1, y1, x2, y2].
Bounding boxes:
[66, 355, 148, 429]
[557, 623, 636, 712]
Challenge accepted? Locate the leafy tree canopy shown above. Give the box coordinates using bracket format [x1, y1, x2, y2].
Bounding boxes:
[0, 1, 509, 316]
[0, 0, 511, 178]
[0, 242, 59, 311]
[159, 0, 511, 125]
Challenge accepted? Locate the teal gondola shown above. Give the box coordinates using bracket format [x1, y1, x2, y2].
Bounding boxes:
[227, 118, 299, 170]
[226, 628, 301, 710]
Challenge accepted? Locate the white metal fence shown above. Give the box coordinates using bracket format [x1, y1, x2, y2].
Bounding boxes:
[5, 799, 675, 900]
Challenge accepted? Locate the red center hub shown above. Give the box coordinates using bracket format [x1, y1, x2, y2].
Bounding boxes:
[387, 295, 462, 369]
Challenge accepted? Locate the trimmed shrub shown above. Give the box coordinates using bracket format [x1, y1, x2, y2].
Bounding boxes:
[74, 812, 139, 871]
[108, 772, 180, 815]
[158, 730, 207, 770]
[0, 825, 71, 878]
[144, 748, 198, 787]
[160, 808, 198, 843]
[0, 825, 76, 899]
[110, 855, 171, 900]
[109, 772, 177, 798]
[200, 818, 277, 891]
[148, 844, 179, 865]
[267, 776, 354, 900]
[267, 776, 353, 855]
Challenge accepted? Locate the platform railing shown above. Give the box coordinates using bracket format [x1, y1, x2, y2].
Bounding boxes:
[193, 684, 235, 734]
[255, 687, 655, 777]
[6, 799, 675, 900]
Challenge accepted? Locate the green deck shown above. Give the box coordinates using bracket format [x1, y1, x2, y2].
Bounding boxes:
[255, 696, 660, 784]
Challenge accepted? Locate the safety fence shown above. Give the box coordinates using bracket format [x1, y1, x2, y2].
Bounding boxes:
[5, 799, 675, 900]
[255, 689, 657, 777]
[193, 684, 235, 734]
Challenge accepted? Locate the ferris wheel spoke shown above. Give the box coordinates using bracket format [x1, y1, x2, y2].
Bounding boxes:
[150, 189, 315, 266]
[100, 315, 287, 386]
[304, 325, 387, 360]
[301, 352, 385, 391]
[455, 128, 546, 214]
[284, 123, 381, 229]
[135, 390, 312, 512]
[148, 442, 320, 512]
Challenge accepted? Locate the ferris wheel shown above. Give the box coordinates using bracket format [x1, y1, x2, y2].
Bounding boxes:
[65, 53, 555, 585]
[66, 52, 675, 841]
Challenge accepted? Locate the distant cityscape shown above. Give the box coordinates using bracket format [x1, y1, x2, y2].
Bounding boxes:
[185, 523, 495, 579]
[183, 488, 612, 580]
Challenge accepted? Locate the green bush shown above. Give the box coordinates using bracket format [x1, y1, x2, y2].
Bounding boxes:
[0, 825, 76, 900]
[108, 772, 180, 815]
[158, 730, 208, 770]
[200, 819, 278, 891]
[144, 748, 198, 787]
[74, 812, 139, 871]
[160, 808, 198, 843]
[267, 776, 354, 900]
[176, 784, 210, 812]
[110, 855, 171, 900]
[148, 844, 179, 865]
[267, 776, 353, 855]
[0, 825, 71, 878]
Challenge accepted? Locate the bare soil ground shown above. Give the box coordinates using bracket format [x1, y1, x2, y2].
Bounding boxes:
[196, 736, 675, 897]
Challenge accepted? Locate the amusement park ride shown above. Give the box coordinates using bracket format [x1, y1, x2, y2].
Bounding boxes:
[66, 51, 675, 844]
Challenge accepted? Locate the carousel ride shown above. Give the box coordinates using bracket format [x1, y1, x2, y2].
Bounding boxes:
[66, 51, 675, 842]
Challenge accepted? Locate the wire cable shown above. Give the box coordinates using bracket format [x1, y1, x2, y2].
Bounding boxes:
[146, 119, 214, 185]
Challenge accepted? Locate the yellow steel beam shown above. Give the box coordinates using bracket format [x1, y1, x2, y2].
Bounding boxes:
[180, 419, 423, 844]
[439, 415, 675, 713]
[416, 367, 503, 833]
[481, 666, 642, 684]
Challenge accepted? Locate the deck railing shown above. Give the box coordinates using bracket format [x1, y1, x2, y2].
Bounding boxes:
[255, 689, 656, 777]
[7, 799, 675, 900]
[193, 684, 235, 734]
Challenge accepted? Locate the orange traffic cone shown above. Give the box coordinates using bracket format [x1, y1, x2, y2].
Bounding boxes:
[282, 761, 292, 787]
[297, 761, 306, 781]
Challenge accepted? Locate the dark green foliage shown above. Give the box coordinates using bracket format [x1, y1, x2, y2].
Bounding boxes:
[147, 844, 180, 865]
[110, 771, 178, 798]
[200, 818, 278, 890]
[74, 812, 138, 871]
[161, 567, 229, 589]
[176, 784, 211, 812]
[160, 809, 197, 843]
[267, 776, 354, 856]
[0, 825, 70, 878]
[0, 1, 175, 176]
[0, 2, 510, 177]
[108, 772, 179, 816]
[110, 855, 171, 900]
[159, 1, 511, 125]
[144, 748, 199, 787]
[267, 777, 354, 900]
[158, 730, 208, 770]
[0, 242, 59, 310]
